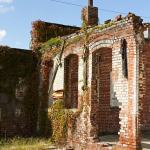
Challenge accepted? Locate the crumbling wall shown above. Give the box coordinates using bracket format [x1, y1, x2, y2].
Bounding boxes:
[0, 46, 38, 137]
[31, 21, 80, 135]
[31, 21, 80, 51]
[33, 13, 144, 149]
[61, 14, 143, 149]
[84, 14, 143, 150]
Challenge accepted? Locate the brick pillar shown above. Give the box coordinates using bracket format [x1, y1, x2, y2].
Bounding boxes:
[119, 37, 142, 149]
[127, 34, 142, 149]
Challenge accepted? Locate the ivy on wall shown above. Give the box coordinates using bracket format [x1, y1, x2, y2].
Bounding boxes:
[46, 100, 83, 144]
[47, 100, 72, 144]
[0, 46, 39, 137]
[31, 21, 80, 51]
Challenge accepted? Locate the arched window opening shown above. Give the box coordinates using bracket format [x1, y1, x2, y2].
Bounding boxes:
[91, 47, 120, 137]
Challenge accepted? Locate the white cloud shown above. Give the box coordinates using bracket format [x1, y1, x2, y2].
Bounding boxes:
[0, 0, 13, 4]
[0, 29, 7, 41]
[0, 5, 14, 14]
[0, 0, 14, 14]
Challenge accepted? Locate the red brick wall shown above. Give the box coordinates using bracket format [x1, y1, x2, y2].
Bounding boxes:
[64, 54, 78, 109]
[53, 14, 143, 149]
[91, 48, 119, 135]
[141, 40, 150, 131]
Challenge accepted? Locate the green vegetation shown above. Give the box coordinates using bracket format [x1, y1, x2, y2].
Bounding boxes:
[38, 19, 117, 56]
[96, 21, 116, 30]
[40, 37, 63, 53]
[47, 100, 73, 144]
[39, 35, 82, 56]
[0, 137, 52, 150]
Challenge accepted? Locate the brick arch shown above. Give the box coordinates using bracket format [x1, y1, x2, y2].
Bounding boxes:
[64, 54, 79, 109]
[91, 47, 120, 135]
[89, 39, 113, 54]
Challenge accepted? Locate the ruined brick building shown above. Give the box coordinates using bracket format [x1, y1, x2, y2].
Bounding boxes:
[1, 0, 150, 149]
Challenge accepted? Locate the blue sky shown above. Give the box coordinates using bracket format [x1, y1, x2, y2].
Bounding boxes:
[0, 0, 150, 49]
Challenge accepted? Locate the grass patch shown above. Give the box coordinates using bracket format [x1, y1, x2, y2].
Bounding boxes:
[0, 137, 52, 150]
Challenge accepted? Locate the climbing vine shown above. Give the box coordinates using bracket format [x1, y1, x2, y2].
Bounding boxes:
[47, 100, 73, 144]
[40, 38, 63, 54]
[46, 99, 84, 144]
[81, 20, 90, 91]
[31, 20, 79, 51]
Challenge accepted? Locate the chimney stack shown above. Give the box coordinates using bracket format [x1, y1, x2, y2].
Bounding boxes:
[82, 0, 98, 26]
[88, 0, 93, 6]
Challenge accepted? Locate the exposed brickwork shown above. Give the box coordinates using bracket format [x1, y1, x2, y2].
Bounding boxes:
[56, 14, 144, 149]
[91, 48, 119, 134]
[141, 40, 150, 131]
[64, 54, 78, 109]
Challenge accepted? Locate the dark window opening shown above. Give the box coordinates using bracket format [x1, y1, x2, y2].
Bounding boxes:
[121, 39, 128, 78]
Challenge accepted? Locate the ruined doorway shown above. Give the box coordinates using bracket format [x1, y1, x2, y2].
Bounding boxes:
[64, 54, 78, 109]
[91, 47, 120, 138]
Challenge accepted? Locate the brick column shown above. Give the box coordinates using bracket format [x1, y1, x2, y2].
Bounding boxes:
[119, 36, 142, 149]
[127, 39, 141, 149]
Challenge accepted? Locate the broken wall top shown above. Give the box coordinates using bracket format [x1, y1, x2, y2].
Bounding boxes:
[31, 20, 80, 51]
[39, 13, 145, 61]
